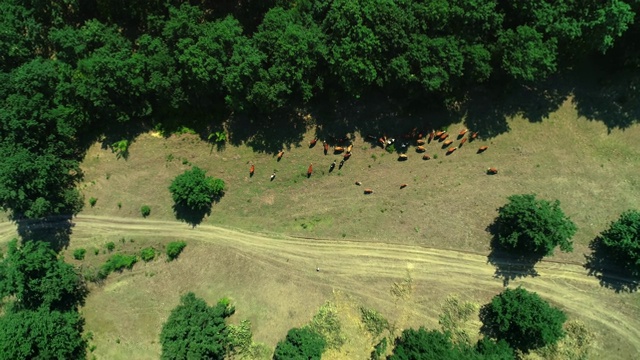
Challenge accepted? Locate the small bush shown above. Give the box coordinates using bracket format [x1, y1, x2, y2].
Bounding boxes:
[385, 144, 395, 154]
[105, 242, 115, 252]
[140, 247, 156, 262]
[100, 254, 138, 278]
[140, 205, 151, 218]
[89, 197, 97, 207]
[360, 307, 389, 338]
[117, 202, 122, 209]
[166, 241, 187, 261]
[93, 248, 99, 255]
[73, 248, 86, 260]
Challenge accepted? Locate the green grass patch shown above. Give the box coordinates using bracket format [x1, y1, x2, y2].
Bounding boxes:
[100, 254, 138, 278]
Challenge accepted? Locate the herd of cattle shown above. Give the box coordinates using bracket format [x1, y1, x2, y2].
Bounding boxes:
[250, 128, 497, 194]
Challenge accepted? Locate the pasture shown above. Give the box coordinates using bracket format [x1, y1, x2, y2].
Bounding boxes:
[65, 97, 640, 358]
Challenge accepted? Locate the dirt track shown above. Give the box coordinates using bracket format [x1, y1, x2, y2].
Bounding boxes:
[0, 215, 638, 358]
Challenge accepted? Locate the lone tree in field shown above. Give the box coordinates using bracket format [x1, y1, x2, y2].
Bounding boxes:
[273, 327, 326, 360]
[480, 287, 566, 353]
[596, 210, 640, 275]
[169, 167, 225, 212]
[160, 292, 235, 360]
[492, 194, 576, 256]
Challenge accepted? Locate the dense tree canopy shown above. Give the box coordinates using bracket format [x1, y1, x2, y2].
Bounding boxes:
[597, 210, 640, 275]
[492, 194, 577, 256]
[480, 287, 567, 353]
[273, 327, 327, 360]
[169, 166, 225, 212]
[160, 292, 234, 360]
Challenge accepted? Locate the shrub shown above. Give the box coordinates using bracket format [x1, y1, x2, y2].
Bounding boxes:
[100, 254, 138, 278]
[360, 307, 389, 338]
[166, 241, 187, 261]
[89, 197, 97, 207]
[597, 210, 640, 275]
[105, 242, 115, 252]
[385, 144, 396, 154]
[140, 247, 156, 262]
[492, 194, 576, 256]
[140, 205, 151, 218]
[169, 167, 225, 212]
[73, 248, 86, 260]
[273, 327, 326, 360]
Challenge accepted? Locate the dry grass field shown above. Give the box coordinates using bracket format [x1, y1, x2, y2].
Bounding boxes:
[1, 97, 640, 359]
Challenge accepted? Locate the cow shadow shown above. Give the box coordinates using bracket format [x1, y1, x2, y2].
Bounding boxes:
[486, 223, 543, 286]
[584, 237, 640, 293]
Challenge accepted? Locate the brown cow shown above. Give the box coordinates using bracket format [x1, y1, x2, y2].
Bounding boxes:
[277, 150, 284, 161]
[460, 137, 467, 147]
[307, 163, 313, 177]
[435, 130, 444, 137]
[422, 154, 431, 160]
[309, 138, 318, 148]
[398, 154, 408, 161]
[323, 141, 329, 155]
[477, 146, 488, 153]
[416, 139, 426, 145]
[470, 132, 478, 141]
[442, 139, 453, 147]
[334, 146, 344, 153]
[364, 188, 374, 194]
[346, 144, 353, 153]
[416, 146, 426, 153]
[487, 167, 498, 175]
[343, 152, 351, 160]
[447, 147, 458, 155]
[458, 128, 468, 138]
[400, 184, 408, 189]
[428, 130, 435, 143]
[378, 137, 385, 148]
[439, 133, 449, 141]
[249, 164, 255, 177]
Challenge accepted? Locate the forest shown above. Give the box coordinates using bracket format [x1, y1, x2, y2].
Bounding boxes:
[1, 1, 639, 358]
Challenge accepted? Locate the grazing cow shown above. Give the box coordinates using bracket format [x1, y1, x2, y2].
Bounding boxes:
[355, 181, 362, 186]
[309, 138, 318, 148]
[439, 133, 449, 141]
[270, 173, 276, 181]
[400, 184, 407, 189]
[343, 152, 351, 160]
[398, 154, 408, 161]
[249, 164, 255, 177]
[416, 139, 426, 145]
[470, 132, 478, 141]
[418, 132, 424, 140]
[460, 137, 467, 147]
[378, 137, 385, 148]
[329, 161, 336, 172]
[323, 141, 329, 155]
[277, 150, 284, 161]
[334, 146, 344, 154]
[477, 146, 488, 153]
[428, 130, 435, 143]
[416, 146, 426, 153]
[487, 167, 498, 175]
[435, 131, 444, 137]
[364, 188, 374, 194]
[442, 139, 453, 147]
[347, 144, 353, 153]
[339, 159, 345, 169]
[458, 129, 468, 139]
[422, 154, 431, 160]
[307, 163, 313, 177]
[447, 147, 458, 155]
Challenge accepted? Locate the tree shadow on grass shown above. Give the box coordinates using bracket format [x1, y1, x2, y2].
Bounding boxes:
[172, 203, 211, 228]
[14, 214, 75, 252]
[584, 237, 640, 293]
[486, 222, 544, 287]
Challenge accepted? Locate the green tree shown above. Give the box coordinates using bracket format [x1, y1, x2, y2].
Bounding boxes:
[169, 167, 225, 212]
[492, 194, 576, 256]
[497, 26, 558, 82]
[0, 3, 40, 71]
[475, 338, 515, 360]
[0, 239, 86, 312]
[480, 287, 566, 352]
[388, 327, 481, 360]
[273, 327, 327, 360]
[597, 210, 640, 275]
[160, 292, 234, 360]
[0, 306, 87, 360]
